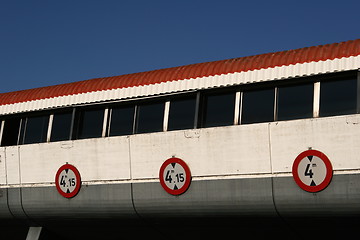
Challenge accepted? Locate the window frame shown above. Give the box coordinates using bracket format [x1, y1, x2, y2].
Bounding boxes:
[73, 106, 106, 140]
[49, 108, 76, 142]
[276, 81, 315, 121]
[134, 100, 166, 134]
[167, 93, 198, 131]
[319, 76, 358, 117]
[239, 86, 276, 124]
[107, 103, 136, 137]
[199, 89, 237, 128]
[20, 112, 51, 145]
[0, 117, 23, 147]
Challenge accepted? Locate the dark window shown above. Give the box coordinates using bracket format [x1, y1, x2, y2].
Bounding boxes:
[320, 78, 357, 117]
[136, 102, 164, 134]
[75, 108, 104, 139]
[277, 83, 314, 121]
[202, 92, 235, 127]
[241, 88, 275, 124]
[1, 117, 21, 146]
[23, 115, 49, 144]
[51, 111, 73, 142]
[109, 105, 135, 136]
[168, 96, 197, 131]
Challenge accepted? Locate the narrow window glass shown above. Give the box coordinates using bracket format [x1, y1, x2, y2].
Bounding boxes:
[241, 88, 274, 124]
[1, 117, 21, 146]
[168, 96, 196, 131]
[202, 92, 235, 127]
[51, 111, 73, 142]
[23, 115, 49, 144]
[136, 102, 164, 134]
[320, 78, 357, 117]
[277, 83, 314, 121]
[76, 108, 104, 139]
[109, 105, 135, 136]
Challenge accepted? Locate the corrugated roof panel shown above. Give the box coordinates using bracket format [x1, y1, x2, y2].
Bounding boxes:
[0, 54, 359, 116]
[0, 39, 359, 113]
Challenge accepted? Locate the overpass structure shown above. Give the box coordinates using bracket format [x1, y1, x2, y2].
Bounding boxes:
[0, 39, 360, 239]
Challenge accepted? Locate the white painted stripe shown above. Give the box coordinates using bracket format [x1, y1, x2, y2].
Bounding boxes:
[313, 82, 320, 118]
[163, 101, 170, 132]
[0, 120, 4, 146]
[234, 91, 241, 125]
[46, 114, 54, 142]
[102, 108, 109, 137]
[1, 55, 359, 115]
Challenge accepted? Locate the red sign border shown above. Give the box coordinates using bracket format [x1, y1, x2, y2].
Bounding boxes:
[55, 164, 82, 198]
[292, 149, 333, 193]
[159, 157, 192, 196]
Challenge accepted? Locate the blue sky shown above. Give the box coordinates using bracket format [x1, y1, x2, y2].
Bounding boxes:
[1, 0, 359, 93]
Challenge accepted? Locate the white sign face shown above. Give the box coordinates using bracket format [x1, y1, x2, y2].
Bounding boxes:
[292, 150, 333, 192]
[297, 155, 326, 187]
[162, 162, 187, 191]
[159, 158, 191, 195]
[58, 169, 78, 194]
[55, 164, 81, 198]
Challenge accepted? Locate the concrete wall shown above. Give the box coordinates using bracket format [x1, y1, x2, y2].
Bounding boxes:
[0, 114, 360, 223]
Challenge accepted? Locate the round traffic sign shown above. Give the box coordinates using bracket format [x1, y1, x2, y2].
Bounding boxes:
[292, 150, 333, 193]
[55, 164, 81, 198]
[159, 157, 191, 195]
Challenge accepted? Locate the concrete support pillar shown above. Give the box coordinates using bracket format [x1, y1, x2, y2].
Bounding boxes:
[26, 227, 42, 240]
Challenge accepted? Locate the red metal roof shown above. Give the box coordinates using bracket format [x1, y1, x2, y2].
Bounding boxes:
[1, 39, 359, 106]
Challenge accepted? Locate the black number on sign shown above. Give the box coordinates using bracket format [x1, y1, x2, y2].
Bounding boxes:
[165, 170, 173, 183]
[176, 173, 184, 182]
[69, 178, 76, 187]
[304, 164, 314, 178]
[60, 175, 66, 187]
